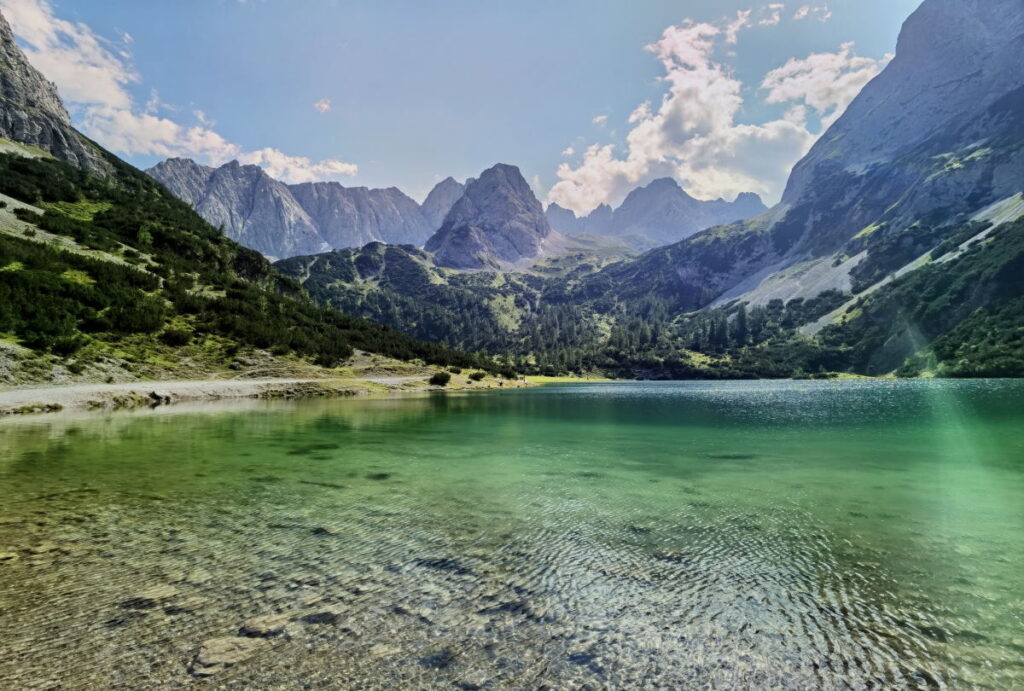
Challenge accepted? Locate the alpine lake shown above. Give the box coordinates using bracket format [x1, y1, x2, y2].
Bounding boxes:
[1, 380, 1022, 688]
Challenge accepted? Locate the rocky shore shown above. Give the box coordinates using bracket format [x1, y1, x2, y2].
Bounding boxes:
[0, 373, 531, 417]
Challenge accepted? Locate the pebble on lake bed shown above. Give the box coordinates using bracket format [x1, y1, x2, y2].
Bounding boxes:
[190, 636, 267, 676]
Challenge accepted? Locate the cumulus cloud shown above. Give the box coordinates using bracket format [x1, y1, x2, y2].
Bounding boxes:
[313, 98, 332, 113]
[238, 148, 357, 183]
[0, 0, 358, 183]
[547, 16, 888, 215]
[592, 114, 608, 126]
[762, 41, 888, 130]
[561, 146, 575, 157]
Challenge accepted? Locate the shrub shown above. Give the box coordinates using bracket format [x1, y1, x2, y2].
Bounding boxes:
[468, 371, 487, 381]
[159, 328, 192, 347]
[448, 366, 462, 374]
[429, 371, 451, 386]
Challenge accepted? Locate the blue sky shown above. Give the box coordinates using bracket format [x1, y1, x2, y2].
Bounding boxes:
[2, 0, 920, 211]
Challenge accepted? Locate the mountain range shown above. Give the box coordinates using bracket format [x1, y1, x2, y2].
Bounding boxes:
[546, 180, 766, 245]
[278, 0, 1024, 378]
[147, 158, 467, 259]
[2, 0, 1023, 381]
[149, 156, 769, 264]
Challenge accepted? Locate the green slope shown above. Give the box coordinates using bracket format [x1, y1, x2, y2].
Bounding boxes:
[0, 151, 502, 383]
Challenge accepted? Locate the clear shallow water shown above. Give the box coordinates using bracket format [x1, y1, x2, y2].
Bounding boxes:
[0, 380, 1022, 688]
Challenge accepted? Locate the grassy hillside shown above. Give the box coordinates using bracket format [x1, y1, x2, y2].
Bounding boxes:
[0, 150, 504, 384]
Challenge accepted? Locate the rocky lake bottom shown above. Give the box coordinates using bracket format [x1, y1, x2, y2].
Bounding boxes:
[0, 380, 1022, 688]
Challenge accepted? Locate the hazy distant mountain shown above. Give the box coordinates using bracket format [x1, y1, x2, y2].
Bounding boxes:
[425, 163, 553, 269]
[148, 159, 466, 258]
[546, 202, 614, 237]
[546, 181, 766, 245]
[420, 177, 466, 230]
[0, 12, 112, 176]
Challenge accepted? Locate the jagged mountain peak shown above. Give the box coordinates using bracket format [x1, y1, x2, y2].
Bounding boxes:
[425, 163, 551, 270]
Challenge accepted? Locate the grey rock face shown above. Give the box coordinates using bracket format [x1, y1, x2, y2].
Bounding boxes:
[420, 177, 466, 231]
[147, 157, 213, 207]
[0, 11, 111, 176]
[289, 182, 432, 248]
[149, 158, 323, 258]
[785, 0, 1024, 206]
[425, 163, 551, 270]
[148, 158, 442, 257]
[547, 182, 765, 245]
[208, 162, 325, 258]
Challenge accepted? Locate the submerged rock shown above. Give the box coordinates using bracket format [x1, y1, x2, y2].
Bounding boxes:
[299, 608, 341, 625]
[120, 584, 180, 610]
[241, 614, 291, 637]
[419, 646, 458, 669]
[190, 636, 267, 677]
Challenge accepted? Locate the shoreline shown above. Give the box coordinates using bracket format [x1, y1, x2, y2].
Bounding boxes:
[0, 374, 534, 418]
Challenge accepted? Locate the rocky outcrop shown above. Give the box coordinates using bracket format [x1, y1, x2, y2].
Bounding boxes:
[148, 158, 455, 257]
[547, 182, 765, 245]
[0, 10, 112, 176]
[425, 164, 552, 269]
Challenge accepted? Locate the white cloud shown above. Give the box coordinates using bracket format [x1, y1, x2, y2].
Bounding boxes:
[759, 3, 785, 26]
[561, 146, 575, 157]
[547, 16, 888, 215]
[0, 0, 358, 183]
[794, 5, 832, 22]
[724, 10, 752, 44]
[193, 109, 214, 127]
[592, 114, 608, 126]
[238, 148, 358, 183]
[762, 41, 887, 130]
[313, 98, 332, 113]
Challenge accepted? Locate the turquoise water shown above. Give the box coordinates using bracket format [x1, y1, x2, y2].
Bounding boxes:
[0, 380, 1022, 688]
